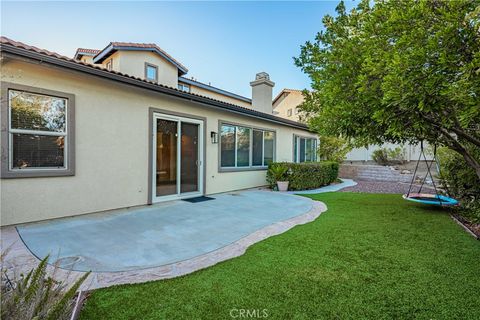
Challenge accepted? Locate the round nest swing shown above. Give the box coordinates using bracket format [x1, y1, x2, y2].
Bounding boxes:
[403, 142, 458, 207]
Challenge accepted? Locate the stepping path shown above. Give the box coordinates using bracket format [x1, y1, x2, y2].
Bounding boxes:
[288, 178, 357, 194]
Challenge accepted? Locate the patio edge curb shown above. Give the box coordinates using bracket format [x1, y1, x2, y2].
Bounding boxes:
[1, 197, 327, 291]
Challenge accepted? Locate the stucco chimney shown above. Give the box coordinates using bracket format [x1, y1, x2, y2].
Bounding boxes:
[250, 72, 275, 114]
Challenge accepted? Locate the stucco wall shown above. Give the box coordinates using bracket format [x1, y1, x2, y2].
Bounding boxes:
[105, 51, 179, 87]
[0, 60, 316, 226]
[273, 91, 305, 122]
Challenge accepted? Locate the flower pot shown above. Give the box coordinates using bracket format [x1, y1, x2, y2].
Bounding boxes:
[277, 181, 289, 192]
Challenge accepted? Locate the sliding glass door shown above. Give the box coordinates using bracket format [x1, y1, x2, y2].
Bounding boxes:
[153, 113, 203, 202]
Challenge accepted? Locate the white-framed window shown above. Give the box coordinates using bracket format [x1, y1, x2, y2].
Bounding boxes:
[295, 107, 300, 114]
[220, 122, 275, 170]
[294, 135, 318, 163]
[105, 59, 113, 70]
[287, 108, 292, 117]
[178, 83, 191, 93]
[1, 82, 75, 178]
[145, 63, 158, 82]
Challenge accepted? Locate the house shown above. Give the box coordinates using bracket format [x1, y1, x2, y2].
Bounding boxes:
[273, 87, 430, 162]
[273, 89, 306, 122]
[0, 37, 318, 226]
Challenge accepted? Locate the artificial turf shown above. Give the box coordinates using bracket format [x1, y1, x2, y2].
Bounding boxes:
[79, 193, 480, 319]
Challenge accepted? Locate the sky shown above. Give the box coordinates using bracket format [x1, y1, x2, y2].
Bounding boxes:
[1, 1, 355, 98]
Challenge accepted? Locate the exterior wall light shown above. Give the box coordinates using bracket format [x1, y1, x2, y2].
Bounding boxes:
[211, 131, 218, 144]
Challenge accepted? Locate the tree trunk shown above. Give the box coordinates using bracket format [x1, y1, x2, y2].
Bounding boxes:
[440, 130, 480, 180]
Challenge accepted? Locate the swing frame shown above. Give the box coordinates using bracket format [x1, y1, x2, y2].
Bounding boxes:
[403, 142, 458, 206]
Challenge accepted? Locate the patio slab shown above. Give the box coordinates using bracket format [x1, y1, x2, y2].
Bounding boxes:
[13, 190, 315, 272]
[2, 190, 326, 290]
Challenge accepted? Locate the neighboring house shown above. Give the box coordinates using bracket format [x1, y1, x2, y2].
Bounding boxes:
[0, 37, 318, 226]
[273, 89, 305, 122]
[273, 87, 430, 162]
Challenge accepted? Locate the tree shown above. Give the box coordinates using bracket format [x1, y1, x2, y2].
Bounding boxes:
[295, 0, 480, 178]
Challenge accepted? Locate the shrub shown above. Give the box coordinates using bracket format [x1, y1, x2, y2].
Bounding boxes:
[372, 147, 405, 165]
[371, 148, 389, 165]
[267, 163, 289, 183]
[318, 136, 352, 162]
[267, 161, 339, 191]
[437, 146, 480, 223]
[1, 254, 90, 320]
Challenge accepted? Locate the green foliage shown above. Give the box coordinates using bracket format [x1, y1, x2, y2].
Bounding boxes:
[437, 146, 480, 223]
[372, 147, 405, 165]
[371, 148, 389, 165]
[318, 136, 351, 162]
[266, 163, 289, 183]
[1, 254, 90, 320]
[295, 0, 480, 178]
[266, 161, 338, 191]
[80, 194, 480, 320]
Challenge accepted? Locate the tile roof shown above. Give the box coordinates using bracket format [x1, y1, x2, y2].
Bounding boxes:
[0, 36, 309, 131]
[93, 41, 188, 75]
[76, 48, 100, 54]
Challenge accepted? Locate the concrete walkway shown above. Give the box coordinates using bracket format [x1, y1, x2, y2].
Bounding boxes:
[288, 178, 357, 194]
[3, 190, 326, 289]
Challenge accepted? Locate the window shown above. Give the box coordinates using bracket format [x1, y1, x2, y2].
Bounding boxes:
[287, 108, 292, 117]
[294, 135, 317, 163]
[295, 107, 300, 115]
[145, 63, 158, 82]
[220, 122, 275, 170]
[178, 83, 191, 93]
[105, 59, 112, 70]
[1, 83, 75, 178]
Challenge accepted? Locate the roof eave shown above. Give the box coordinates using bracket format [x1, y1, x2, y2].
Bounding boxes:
[0, 44, 311, 132]
[93, 45, 188, 75]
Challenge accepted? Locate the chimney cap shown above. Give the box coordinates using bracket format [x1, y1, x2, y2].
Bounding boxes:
[250, 72, 275, 87]
[255, 72, 270, 80]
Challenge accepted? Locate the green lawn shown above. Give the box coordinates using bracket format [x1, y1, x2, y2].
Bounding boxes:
[80, 193, 480, 320]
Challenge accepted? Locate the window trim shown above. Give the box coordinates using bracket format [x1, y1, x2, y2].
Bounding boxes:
[218, 120, 276, 172]
[178, 83, 191, 93]
[287, 108, 292, 117]
[1, 82, 75, 178]
[144, 62, 158, 83]
[293, 134, 318, 163]
[105, 59, 113, 70]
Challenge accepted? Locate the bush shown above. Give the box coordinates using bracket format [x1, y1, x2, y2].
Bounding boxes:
[1, 254, 90, 320]
[437, 147, 480, 223]
[318, 136, 352, 162]
[266, 163, 289, 183]
[372, 147, 405, 165]
[266, 161, 339, 191]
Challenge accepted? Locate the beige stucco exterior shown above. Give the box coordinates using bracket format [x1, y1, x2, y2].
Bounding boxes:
[80, 55, 95, 64]
[273, 89, 305, 122]
[102, 51, 179, 87]
[0, 59, 316, 226]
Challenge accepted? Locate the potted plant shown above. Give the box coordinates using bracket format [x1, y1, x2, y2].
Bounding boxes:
[268, 164, 289, 191]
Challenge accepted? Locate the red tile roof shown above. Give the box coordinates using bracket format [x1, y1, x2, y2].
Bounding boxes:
[76, 48, 100, 55]
[0, 36, 308, 130]
[94, 41, 188, 74]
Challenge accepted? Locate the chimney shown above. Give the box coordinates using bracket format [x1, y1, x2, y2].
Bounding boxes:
[250, 72, 275, 114]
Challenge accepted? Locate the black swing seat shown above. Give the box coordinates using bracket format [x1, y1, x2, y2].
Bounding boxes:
[402, 193, 458, 206]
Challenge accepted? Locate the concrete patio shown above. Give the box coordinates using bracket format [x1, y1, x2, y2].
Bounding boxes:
[1, 190, 327, 290]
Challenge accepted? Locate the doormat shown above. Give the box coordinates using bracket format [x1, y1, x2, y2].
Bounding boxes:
[182, 196, 215, 203]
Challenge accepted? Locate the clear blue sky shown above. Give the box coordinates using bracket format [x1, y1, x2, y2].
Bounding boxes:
[1, 1, 355, 98]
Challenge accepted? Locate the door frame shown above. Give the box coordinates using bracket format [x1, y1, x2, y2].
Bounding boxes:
[148, 107, 206, 204]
